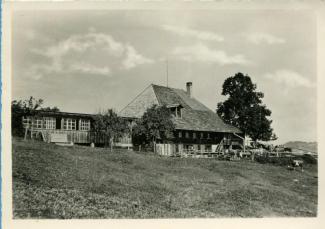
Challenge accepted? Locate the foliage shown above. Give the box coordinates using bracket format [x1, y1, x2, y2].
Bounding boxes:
[132, 105, 175, 150]
[301, 154, 317, 165]
[93, 109, 128, 150]
[217, 72, 276, 142]
[255, 156, 293, 166]
[11, 96, 60, 136]
[255, 154, 317, 166]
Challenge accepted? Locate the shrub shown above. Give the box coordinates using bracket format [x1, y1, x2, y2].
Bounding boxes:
[255, 154, 317, 166]
[255, 156, 293, 166]
[300, 154, 317, 164]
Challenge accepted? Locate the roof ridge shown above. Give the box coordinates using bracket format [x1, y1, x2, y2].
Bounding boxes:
[151, 84, 186, 93]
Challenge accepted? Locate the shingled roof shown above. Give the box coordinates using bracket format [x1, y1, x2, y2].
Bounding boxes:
[119, 84, 241, 133]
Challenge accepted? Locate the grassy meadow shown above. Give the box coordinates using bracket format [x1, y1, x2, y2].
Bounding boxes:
[12, 138, 318, 218]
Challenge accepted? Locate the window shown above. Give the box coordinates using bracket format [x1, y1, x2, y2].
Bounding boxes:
[178, 131, 182, 138]
[23, 117, 44, 129]
[22, 117, 31, 128]
[44, 117, 56, 129]
[176, 107, 182, 118]
[207, 133, 211, 139]
[193, 132, 197, 139]
[185, 132, 189, 138]
[32, 118, 43, 129]
[63, 118, 76, 130]
[170, 106, 182, 118]
[200, 132, 204, 139]
[79, 119, 91, 131]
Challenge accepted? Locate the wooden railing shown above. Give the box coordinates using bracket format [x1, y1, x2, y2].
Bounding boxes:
[173, 149, 223, 158]
[31, 129, 92, 144]
[29, 129, 132, 145]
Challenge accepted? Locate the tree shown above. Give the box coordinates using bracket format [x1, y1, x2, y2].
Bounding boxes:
[133, 105, 175, 152]
[217, 72, 276, 143]
[93, 109, 128, 151]
[11, 96, 60, 136]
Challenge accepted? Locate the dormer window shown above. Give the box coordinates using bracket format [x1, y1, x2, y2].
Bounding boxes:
[175, 106, 182, 118]
[167, 104, 183, 118]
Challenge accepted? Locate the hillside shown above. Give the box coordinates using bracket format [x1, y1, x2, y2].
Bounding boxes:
[284, 141, 317, 153]
[12, 138, 318, 218]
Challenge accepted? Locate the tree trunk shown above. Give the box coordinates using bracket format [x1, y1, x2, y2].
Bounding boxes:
[153, 138, 156, 153]
[251, 140, 257, 161]
[24, 127, 28, 140]
[110, 137, 113, 152]
[243, 134, 246, 154]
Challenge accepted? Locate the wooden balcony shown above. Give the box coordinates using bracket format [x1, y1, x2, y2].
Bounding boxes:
[29, 128, 132, 146]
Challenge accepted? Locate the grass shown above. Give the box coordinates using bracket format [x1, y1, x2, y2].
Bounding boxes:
[12, 138, 318, 218]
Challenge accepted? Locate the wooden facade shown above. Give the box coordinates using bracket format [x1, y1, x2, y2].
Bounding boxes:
[155, 129, 243, 156]
[22, 111, 132, 147]
[119, 83, 244, 156]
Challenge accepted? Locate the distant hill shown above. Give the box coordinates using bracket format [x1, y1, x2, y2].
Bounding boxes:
[283, 141, 317, 153]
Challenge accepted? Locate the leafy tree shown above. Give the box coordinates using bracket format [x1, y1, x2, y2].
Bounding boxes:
[217, 72, 276, 143]
[41, 106, 60, 112]
[133, 105, 175, 152]
[93, 109, 128, 151]
[11, 96, 60, 136]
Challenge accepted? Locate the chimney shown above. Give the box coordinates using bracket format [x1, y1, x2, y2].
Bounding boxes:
[186, 82, 193, 97]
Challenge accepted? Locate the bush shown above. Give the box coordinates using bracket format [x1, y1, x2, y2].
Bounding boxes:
[301, 154, 317, 164]
[255, 154, 317, 166]
[255, 156, 293, 166]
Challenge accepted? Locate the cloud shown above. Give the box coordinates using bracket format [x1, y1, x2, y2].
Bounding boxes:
[172, 43, 250, 65]
[70, 63, 111, 75]
[122, 45, 153, 69]
[28, 32, 153, 79]
[263, 69, 315, 88]
[162, 25, 224, 42]
[246, 33, 285, 45]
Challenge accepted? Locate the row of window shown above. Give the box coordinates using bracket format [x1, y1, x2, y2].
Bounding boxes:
[178, 131, 212, 139]
[22, 117, 91, 131]
[178, 144, 213, 152]
[178, 131, 233, 140]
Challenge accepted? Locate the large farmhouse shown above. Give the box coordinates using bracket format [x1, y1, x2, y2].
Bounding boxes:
[119, 82, 243, 155]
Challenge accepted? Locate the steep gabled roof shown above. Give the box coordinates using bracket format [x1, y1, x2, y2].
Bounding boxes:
[152, 85, 211, 111]
[119, 85, 159, 118]
[119, 84, 241, 133]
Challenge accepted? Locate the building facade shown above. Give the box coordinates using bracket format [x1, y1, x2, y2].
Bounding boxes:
[119, 82, 243, 156]
[22, 111, 132, 147]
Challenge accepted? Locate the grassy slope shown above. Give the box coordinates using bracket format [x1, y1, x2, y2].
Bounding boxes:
[12, 138, 318, 218]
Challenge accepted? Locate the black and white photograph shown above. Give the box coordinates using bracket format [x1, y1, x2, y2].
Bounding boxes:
[2, 1, 325, 227]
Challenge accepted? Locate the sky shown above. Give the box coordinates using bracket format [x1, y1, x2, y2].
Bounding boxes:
[12, 10, 317, 144]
